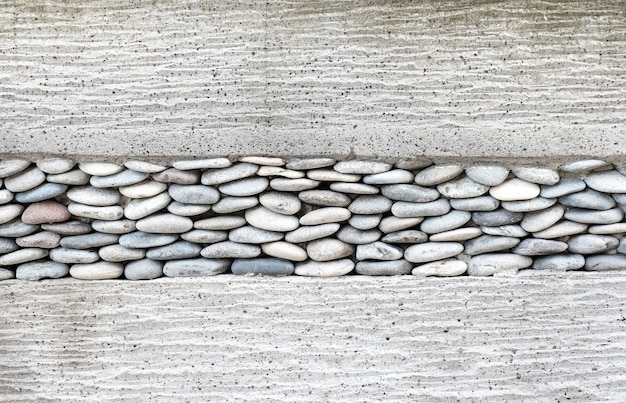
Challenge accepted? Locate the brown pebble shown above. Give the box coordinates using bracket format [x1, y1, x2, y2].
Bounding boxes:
[21, 201, 70, 224]
[16, 231, 62, 248]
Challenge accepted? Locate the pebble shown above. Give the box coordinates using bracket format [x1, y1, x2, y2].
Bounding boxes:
[532, 254, 585, 271]
[68, 203, 123, 221]
[232, 258, 294, 276]
[348, 195, 392, 214]
[90, 169, 148, 188]
[152, 168, 200, 184]
[0, 248, 48, 265]
[589, 223, 626, 235]
[60, 233, 120, 249]
[467, 253, 533, 276]
[429, 227, 483, 242]
[414, 164, 464, 186]
[307, 239, 354, 261]
[480, 225, 528, 238]
[450, 196, 499, 211]
[299, 207, 351, 225]
[219, 177, 268, 196]
[228, 226, 283, 244]
[41, 221, 92, 235]
[307, 169, 361, 182]
[463, 235, 521, 256]
[285, 223, 340, 243]
[194, 216, 247, 230]
[617, 165, 626, 176]
[200, 163, 259, 185]
[181, 229, 228, 244]
[472, 209, 523, 226]
[21, 201, 69, 225]
[356, 242, 403, 261]
[286, 158, 336, 170]
[0, 189, 13, 204]
[337, 226, 381, 245]
[124, 259, 163, 280]
[395, 159, 432, 170]
[261, 241, 308, 262]
[5, 167, 46, 192]
[18, 231, 61, 248]
[363, 169, 414, 184]
[391, 199, 451, 218]
[99, 244, 146, 262]
[532, 221, 588, 239]
[124, 192, 171, 220]
[0, 219, 39, 237]
[78, 162, 122, 176]
[489, 178, 540, 201]
[334, 160, 391, 174]
[560, 159, 609, 173]
[520, 204, 565, 233]
[298, 190, 351, 207]
[16, 261, 69, 280]
[501, 197, 556, 212]
[0, 268, 15, 280]
[240, 156, 285, 166]
[585, 170, 626, 193]
[437, 177, 489, 199]
[270, 178, 320, 191]
[173, 158, 231, 170]
[619, 238, 626, 254]
[564, 207, 624, 224]
[0, 204, 24, 224]
[382, 230, 429, 244]
[212, 196, 258, 214]
[259, 192, 301, 215]
[36, 158, 75, 174]
[568, 234, 619, 254]
[245, 206, 300, 232]
[67, 186, 121, 206]
[355, 259, 412, 276]
[257, 166, 305, 178]
[49, 248, 99, 264]
[381, 184, 439, 203]
[0, 238, 18, 254]
[560, 189, 615, 210]
[163, 258, 230, 277]
[420, 210, 471, 234]
[404, 242, 464, 263]
[512, 239, 568, 256]
[465, 164, 509, 186]
[146, 241, 202, 260]
[15, 183, 68, 203]
[167, 202, 211, 217]
[69, 262, 124, 280]
[540, 178, 586, 198]
[46, 169, 90, 186]
[612, 193, 626, 204]
[123, 160, 167, 173]
[329, 182, 379, 195]
[378, 216, 423, 233]
[119, 232, 178, 249]
[585, 255, 626, 271]
[0, 159, 31, 178]
[349, 214, 382, 230]
[294, 259, 355, 277]
[512, 167, 559, 185]
[119, 181, 168, 198]
[201, 241, 261, 259]
[412, 259, 468, 277]
[136, 213, 193, 234]
[91, 220, 136, 234]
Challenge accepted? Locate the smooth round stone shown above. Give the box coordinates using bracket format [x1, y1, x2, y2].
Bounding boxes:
[219, 177, 268, 197]
[173, 158, 231, 170]
[0, 159, 31, 178]
[118, 232, 178, 249]
[181, 229, 228, 244]
[0, 268, 15, 280]
[294, 259, 354, 277]
[560, 189, 615, 210]
[92, 220, 136, 234]
[391, 199, 450, 218]
[0, 248, 48, 265]
[67, 186, 120, 206]
[231, 258, 295, 276]
[489, 178, 540, 201]
[15, 183, 68, 203]
[501, 197, 556, 212]
[612, 193, 626, 204]
[99, 244, 146, 262]
[540, 178, 586, 198]
[194, 216, 247, 230]
[394, 159, 431, 170]
[355, 259, 412, 276]
[16, 261, 69, 280]
[472, 209, 523, 226]
[512, 167, 559, 185]
[60, 233, 119, 249]
[520, 204, 565, 233]
[560, 159, 609, 173]
[239, 156, 285, 166]
[49, 248, 99, 264]
[533, 254, 585, 271]
[336, 226, 381, 245]
[585, 171, 626, 193]
[0, 219, 39, 237]
[412, 259, 468, 277]
[167, 202, 211, 217]
[532, 221, 588, 239]
[146, 241, 202, 260]
[568, 234, 619, 254]
[307, 169, 361, 183]
[0, 238, 18, 254]
[450, 196, 499, 212]
[437, 177, 489, 199]
[152, 168, 200, 184]
[124, 192, 171, 220]
[467, 254, 533, 276]
[257, 166, 304, 178]
[21, 201, 69, 225]
[245, 206, 300, 232]
[330, 182, 379, 195]
[463, 235, 520, 255]
[201, 163, 258, 185]
[334, 160, 391, 174]
[46, 169, 90, 185]
[168, 184, 220, 205]
[356, 242, 403, 261]
[79, 162, 122, 176]
[0, 204, 23, 224]
[18, 232, 59, 251]
[378, 216, 423, 233]
[512, 239, 568, 256]
[382, 230, 428, 244]
[298, 190, 351, 207]
[404, 242, 463, 263]
[119, 181, 167, 198]
[348, 195, 392, 214]
[136, 214, 193, 234]
[36, 157, 75, 174]
[124, 259, 163, 280]
[261, 242, 308, 262]
[465, 164, 509, 186]
[41, 221, 92, 235]
[585, 255, 626, 271]
[299, 207, 351, 225]
[420, 210, 471, 234]
[381, 184, 439, 202]
[618, 238, 626, 254]
[163, 258, 230, 277]
[414, 164, 463, 186]
[270, 178, 320, 191]
[68, 203, 123, 221]
[123, 160, 167, 173]
[90, 169, 148, 188]
[5, 167, 46, 192]
[590, 223, 626, 235]
[70, 262, 124, 280]
[0, 189, 13, 204]
[363, 169, 414, 184]
[212, 196, 258, 214]
[285, 223, 340, 243]
[307, 239, 354, 262]
[349, 214, 382, 230]
[201, 241, 261, 259]
[429, 227, 483, 242]
[259, 192, 301, 215]
[229, 226, 283, 244]
[286, 158, 336, 170]
[564, 207, 624, 224]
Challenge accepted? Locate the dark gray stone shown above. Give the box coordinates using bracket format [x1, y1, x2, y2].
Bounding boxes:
[472, 209, 523, 226]
[512, 239, 568, 256]
[355, 259, 412, 276]
[163, 258, 231, 277]
[146, 241, 202, 260]
[60, 233, 120, 249]
[381, 184, 439, 202]
[231, 258, 294, 276]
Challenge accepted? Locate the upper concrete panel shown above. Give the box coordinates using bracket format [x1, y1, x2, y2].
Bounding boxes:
[1, 1, 625, 160]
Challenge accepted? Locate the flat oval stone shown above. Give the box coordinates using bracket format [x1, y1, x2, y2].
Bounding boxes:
[404, 242, 463, 263]
[381, 184, 439, 202]
[194, 216, 247, 230]
[181, 229, 228, 244]
[78, 162, 122, 176]
[437, 177, 489, 199]
[231, 258, 294, 276]
[245, 206, 300, 232]
[124, 192, 171, 220]
[46, 169, 90, 186]
[512, 167, 559, 185]
[0, 204, 23, 224]
[146, 241, 202, 260]
[463, 235, 520, 256]
[0, 189, 13, 204]
[67, 186, 120, 206]
[394, 159, 432, 170]
[489, 178, 540, 201]
[564, 207, 624, 224]
[307, 238, 354, 261]
[532, 221, 588, 239]
[299, 207, 351, 225]
[285, 223, 340, 243]
[612, 193, 626, 204]
[589, 223, 626, 235]
[36, 157, 75, 174]
[501, 197, 556, 212]
[219, 177, 268, 197]
[5, 167, 46, 192]
[201, 163, 258, 185]
[512, 239, 568, 256]
[50, 248, 99, 264]
[420, 210, 471, 234]
[172, 158, 231, 170]
[124, 259, 163, 280]
[163, 258, 231, 277]
[520, 204, 565, 233]
[239, 156, 285, 166]
[119, 181, 167, 198]
[334, 160, 391, 174]
[91, 219, 136, 234]
[467, 253, 533, 276]
[378, 216, 423, 233]
[472, 209, 523, 226]
[450, 196, 499, 212]
[16, 231, 61, 248]
[336, 226, 381, 245]
[330, 182, 379, 195]
[119, 232, 178, 248]
[391, 199, 450, 218]
[585, 171, 626, 193]
[465, 164, 509, 186]
[136, 213, 193, 234]
[363, 169, 414, 185]
[286, 158, 336, 170]
[60, 233, 119, 249]
[229, 226, 283, 244]
[299, 190, 351, 207]
[429, 227, 483, 242]
[261, 241, 308, 262]
[0, 238, 18, 254]
[68, 203, 123, 221]
[414, 164, 463, 186]
[560, 159, 609, 173]
[153, 168, 200, 184]
[348, 195, 392, 215]
[355, 259, 412, 276]
[0, 248, 48, 265]
[0, 159, 31, 178]
[201, 241, 261, 259]
[168, 184, 220, 205]
[270, 178, 320, 191]
[618, 238, 626, 254]
[69, 262, 124, 280]
[307, 169, 361, 182]
[0, 268, 15, 280]
[0, 219, 39, 237]
[16, 261, 69, 280]
[123, 160, 167, 173]
[21, 201, 69, 225]
[15, 183, 68, 203]
[568, 234, 619, 254]
[382, 230, 428, 244]
[533, 254, 585, 271]
[349, 214, 382, 230]
[560, 189, 615, 210]
[99, 244, 146, 262]
[259, 192, 301, 215]
[294, 259, 354, 277]
[167, 202, 211, 217]
[356, 242, 403, 261]
[585, 254, 626, 271]
[90, 169, 148, 188]
[212, 196, 258, 214]
[257, 166, 304, 178]
[41, 221, 92, 235]
[540, 178, 586, 198]
[412, 259, 468, 277]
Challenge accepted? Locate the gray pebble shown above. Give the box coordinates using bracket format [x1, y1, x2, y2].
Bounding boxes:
[15, 183, 68, 203]
[394, 159, 432, 170]
[201, 163, 258, 185]
[520, 204, 565, 233]
[512, 167, 559, 185]
[329, 182, 379, 195]
[0, 189, 13, 204]
[381, 184, 439, 202]
[560, 159, 609, 173]
[259, 192, 301, 215]
[168, 184, 220, 204]
[429, 227, 483, 242]
[334, 160, 391, 174]
[567, 235, 619, 254]
[124, 259, 164, 280]
[299, 207, 351, 225]
[231, 258, 294, 276]
[585, 254, 626, 271]
[612, 193, 626, 204]
[420, 210, 471, 234]
[618, 237, 626, 254]
[70, 262, 124, 280]
[0, 238, 19, 254]
[0, 268, 15, 280]
[163, 258, 231, 277]
[119, 232, 178, 249]
[585, 170, 626, 193]
[229, 226, 283, 244]
[533, 254, 585, 271]
[153, 168, 200, 184]
[336, 226, 381, 245]
[60, 233, 120, 249]
[349, 214, 382, 230]
[46, 169, 91, 186]
[404, 242, 464, 263]
[363, 169, 414, 185]
[98, 244, 146, 262]
[285, 158, 336, 170]
[414, 164, 463, 186]
[219, 177, 268, 197]
[212, 196, 258, 214]
[91, 220, 137, 234]
[481, 225, 529, 238]
[540, 178, 586, 198]
[5, 167, 46, 192]
[270, 178, 320, 191]
[294, 259, 355, 277]
[16, 261, 69, 280]
[465, 164, 509, 186]
[67, 186, 121, 207]
[464, 235, 521, 256]
[0, 159, 31, 178]
[123, 160, 167, 173]
[36, 157, 75, 174]
[307, 238, 354, 261]
[560, 189, 615, 210]
[391, 199, 451, 218]
[412, 259, 468, 277]
[181, 230, 228, 244]
[564, 207, 624, 224]
[146, 241, 202, 260]
[68, 203, 124, 221]
[378, 216, 423, 233]
[0, 219, 39, 237]
[201, 241, 261, 259]
[0, 248, 48, 265]
[348, 195, 392, 214]
[124, 192, 172, 220]
[119, 181, 168, 199]
[589, 223, 626, 235]
[307, 169, 361, 183]
[245, 206, 300, 232]
[437, 177, 489, 199]
[382, 230, 428, 244]
[512, 239, 568, 256]
[78, 162, 123, 176]
[136, 213, 193, 234]
[472, 209, 523, 226]
[166, 202, 211, 217]
[532, 221, 588, 239]
[285, 223, 340, 243]
[41, 221, 92, 235]
[239, 156, 284, 166]
[194, 216, 247, 230]
[356, 242, 403, 261]
[173, 158, 231, 171]
[90, 169, 148, 188]
[467, 253, 533, 276]
[501, 197, 556, 212]
[49, 248, 99, 264]
[450, 196, 499, 212]
[355, 259, 412, 276]
[299, 190, 351, 207]
[0, 204, 23, 225]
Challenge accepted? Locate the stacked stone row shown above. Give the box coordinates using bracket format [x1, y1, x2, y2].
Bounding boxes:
[2, 156, 626, 280]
